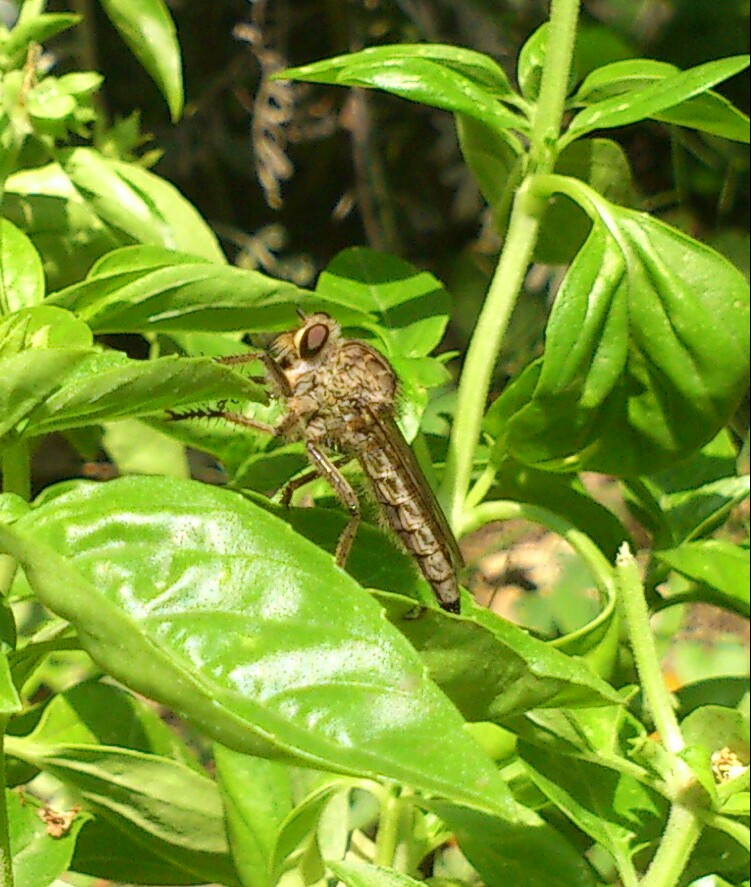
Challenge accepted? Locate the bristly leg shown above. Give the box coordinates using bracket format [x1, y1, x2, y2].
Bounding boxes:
[166, 406, 277, 436]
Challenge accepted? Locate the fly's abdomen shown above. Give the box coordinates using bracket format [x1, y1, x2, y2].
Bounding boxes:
[359, 446, 460, 612]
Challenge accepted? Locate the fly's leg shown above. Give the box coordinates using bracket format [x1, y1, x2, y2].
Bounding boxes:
[279, 455, 350, 507]
[217, 351, 291, 396]
[166, 406, 277, 436]
[305, 444, 361, 566]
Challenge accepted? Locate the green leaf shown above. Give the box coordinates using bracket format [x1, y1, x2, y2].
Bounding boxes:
[677, 677, 750, 720]
[0, 305, 93, 354]
[0, 651, 21, 715]
[498, 185, 750, 475]
[430, 802, 601, 887]
[1, 476, 515, 818]
[7, 789, 90, 887]
[456, 114, 522, 233]
[23, 678, 201, 767]
[48, 245, 306, 333]
[0, 13, 80, 67]
[520, 743, 663, 877]
[567, 55, 750, 143]
[315, 247, 451, 358]
[58, 149, 224, 261]
[329, 860, 424, 886]
[0, 219, 44, 312]
[72, 814, 233, 886]
[656, 540, 750, 616]
[623, 431, 749, 547]
[536, 138, 636, 264]
[573, 58, 750, 143]
[98, 0, 183, 121]
[280, 51, 526, 138]
[271, 781, 340, 881]
[375, 591, 621, 722]
[278, 43, 514, 98]
[214, 745, 293, 887]
[102, 418, 189, 477]
[2, 163, 126, 290]
[0, 346, 93, 442]
[7, 737, 240, 885]
[517, 24, 549, 101]
[22, 350, 266, 438]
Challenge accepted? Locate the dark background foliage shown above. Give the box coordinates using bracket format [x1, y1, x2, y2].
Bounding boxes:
[44, 0, 749, 310]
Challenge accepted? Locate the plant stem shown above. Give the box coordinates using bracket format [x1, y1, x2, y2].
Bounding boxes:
[0, 443, 30, 501]
[441, 186, 542, 529]
[441, 0, 582, 529]
[374, 785, 402, 869]
[615, 544, 684, 755]
[640, 802, 702, 887]
[0, 726, 13, 887]
[530, 0, 580, 167]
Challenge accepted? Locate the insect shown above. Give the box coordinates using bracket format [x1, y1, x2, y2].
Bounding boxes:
[170, 312, 463, 613]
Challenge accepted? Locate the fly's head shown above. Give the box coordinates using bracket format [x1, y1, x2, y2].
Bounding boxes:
[268, 312, 341, 394]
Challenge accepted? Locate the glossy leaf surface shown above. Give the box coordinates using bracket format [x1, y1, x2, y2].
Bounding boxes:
[99, 0, 184, 120]
[490, 190, 750, 475]
[1, 477, 514, 817]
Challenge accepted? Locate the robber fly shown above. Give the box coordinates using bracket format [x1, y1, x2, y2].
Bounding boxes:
[170, 312, 463, 613]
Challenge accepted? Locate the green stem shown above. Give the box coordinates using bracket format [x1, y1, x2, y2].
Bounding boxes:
[530, 0, 581, 166]
[0, 443, 30, 501]
[616, 545, 684, 755]
[374, 785, 402, 869]
[440, 0, 582, 529]
[640, 802, 702, 887]
[441, 185, 542, 528]
[0, 725, 13, 887]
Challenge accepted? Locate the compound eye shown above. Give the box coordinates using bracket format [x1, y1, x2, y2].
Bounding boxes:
[299, 322, 329, 358]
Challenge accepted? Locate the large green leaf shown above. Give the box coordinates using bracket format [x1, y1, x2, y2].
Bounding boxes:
[22, 349, 266, 438]
[492, 183, 750, 475]
[573, 58, 750, 143]
[0, 476, 514, 818]
[58, 150, 224, 260]
[375, 592, 621, 722]
[98, 0, 183, 121]
[280, 49, 526, 138]
[430, 802, 600, 887]
[520, 742, 663, 877]
[566, 55, 750, 143]
[48, 245, 306, 333]
[279, 43, 515, 98]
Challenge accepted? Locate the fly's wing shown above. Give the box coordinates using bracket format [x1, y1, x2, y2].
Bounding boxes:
[366, 405, 464, 573]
